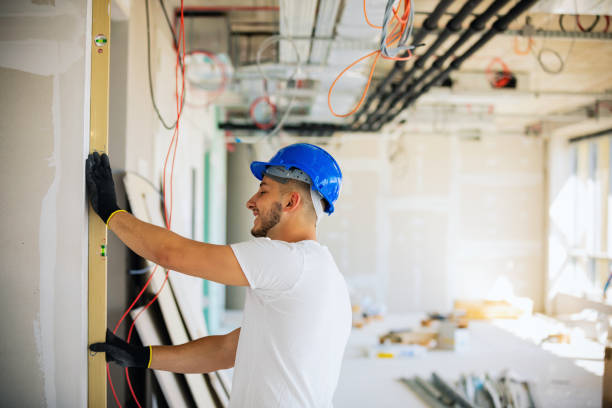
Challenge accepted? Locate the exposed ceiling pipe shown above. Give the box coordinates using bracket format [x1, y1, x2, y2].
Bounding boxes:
[364, 0, 511, 129]
[357, 0, 486, 129]
[219, 122, 346, 137]
[367, 0, 540, 131]
[350, 0, 454, 126]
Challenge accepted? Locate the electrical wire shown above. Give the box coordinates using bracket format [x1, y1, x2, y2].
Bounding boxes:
[184, 50, 229, 109]
[536, 47, 565, 74]
[250, 96, 277, 130]
[576, 14, 600, 32]
[327, 0, 423, 118]
[559, 13, 609, 33]
[513, 35, 534, 55]
[529, 9, 577, 75]
[379, 0, 415, 58]
[145, 0, 185, 130]
[532, 33, 575, 75]
[558, 14, 568, 32]
[158, 0, 179, 49]
[252, 34, 301, 138]
[485, 57, 512, 88]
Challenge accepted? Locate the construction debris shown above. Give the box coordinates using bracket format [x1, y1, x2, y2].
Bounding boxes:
[400, 371, 538, 408]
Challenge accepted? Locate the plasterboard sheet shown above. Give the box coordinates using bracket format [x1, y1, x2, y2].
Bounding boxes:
[141, 179, 231, 403]
[130, 306, 190, 408]
[123, 174, 217, 408]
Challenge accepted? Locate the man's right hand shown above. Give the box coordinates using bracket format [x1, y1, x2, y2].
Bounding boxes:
[86, 152, 121, 224]
[90, 329, 151, 368]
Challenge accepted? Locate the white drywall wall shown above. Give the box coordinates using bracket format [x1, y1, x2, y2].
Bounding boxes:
[309, 132, 544, 313]
[0, 1, 90, 406]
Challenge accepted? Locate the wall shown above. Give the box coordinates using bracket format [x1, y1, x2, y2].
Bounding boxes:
[226, 143, 262, 309]
[248, 132, 545, 314]
[319, 132, 545, 313]
[0, 1, 89, 406]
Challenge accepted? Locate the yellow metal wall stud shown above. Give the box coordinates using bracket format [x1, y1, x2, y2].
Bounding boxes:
[88, 0, 110, 406]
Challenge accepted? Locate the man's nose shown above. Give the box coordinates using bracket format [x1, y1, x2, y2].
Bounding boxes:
[246, 195, 256, 209]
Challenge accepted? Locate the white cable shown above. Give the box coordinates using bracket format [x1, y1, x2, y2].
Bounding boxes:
[254, 34, 302, 140]
[379, 0, 417, 58]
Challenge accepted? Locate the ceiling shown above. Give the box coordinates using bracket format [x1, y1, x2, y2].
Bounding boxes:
[178, 0, 612, 137]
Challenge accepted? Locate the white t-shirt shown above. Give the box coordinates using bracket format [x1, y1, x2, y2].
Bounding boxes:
[229, 238, 351, 408]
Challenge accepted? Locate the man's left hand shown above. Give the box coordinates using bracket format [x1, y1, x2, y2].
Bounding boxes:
[86, 152, 120, 223]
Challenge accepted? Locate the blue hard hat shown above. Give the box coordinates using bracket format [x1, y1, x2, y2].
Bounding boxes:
[250, 143, 342, 214]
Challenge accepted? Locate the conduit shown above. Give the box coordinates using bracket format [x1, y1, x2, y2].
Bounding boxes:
[365, 0, 539, 131]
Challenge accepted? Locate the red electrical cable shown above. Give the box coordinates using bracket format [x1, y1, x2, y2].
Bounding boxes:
[576, 14, 600, 32]
[185, 50, 228, 109]
[485, 57, 512, 88]
[106, 1, 186, 407]
[249, 96, 277, 129]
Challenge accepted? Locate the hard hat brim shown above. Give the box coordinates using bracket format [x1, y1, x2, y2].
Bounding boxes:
[250, 161, 274, 181]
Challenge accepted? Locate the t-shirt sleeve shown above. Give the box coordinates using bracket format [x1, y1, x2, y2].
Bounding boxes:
[230, 238, 304, 292]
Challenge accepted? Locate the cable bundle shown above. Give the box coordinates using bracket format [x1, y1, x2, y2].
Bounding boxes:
[379, 0, 416, 58]
[328, 0, 423, 117]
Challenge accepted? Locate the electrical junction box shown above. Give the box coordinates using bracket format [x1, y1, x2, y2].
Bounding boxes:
[450, 70, 530, 92]
[438, 322, 470, 352]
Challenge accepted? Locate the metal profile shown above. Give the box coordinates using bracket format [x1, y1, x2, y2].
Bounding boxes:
[88, 0, 110, 406]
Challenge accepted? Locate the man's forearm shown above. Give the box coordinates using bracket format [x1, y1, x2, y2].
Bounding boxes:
[150, 328, 240, 374]
[107, 211, 181, 269]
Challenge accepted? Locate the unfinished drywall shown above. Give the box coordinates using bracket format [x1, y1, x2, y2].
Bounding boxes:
[0, 1, 89, 406]
[226, 144, 261, 309]
[311, 131, 545, 314]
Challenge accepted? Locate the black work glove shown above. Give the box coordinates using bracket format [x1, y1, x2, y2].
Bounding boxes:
[86, 152, 121, 223]
[90, 329, 151, 368]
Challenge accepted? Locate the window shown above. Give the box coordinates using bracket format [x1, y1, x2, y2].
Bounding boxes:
[568, 135, 611, 296]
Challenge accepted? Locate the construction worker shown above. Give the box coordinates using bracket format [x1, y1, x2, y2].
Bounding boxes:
[87, 143, 351, 407]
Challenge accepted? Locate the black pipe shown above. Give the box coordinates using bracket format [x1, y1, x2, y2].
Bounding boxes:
[569, 128, 612, 143]
[219, 122, 348, 136]
[350, 0, 454, 127]
[364, 0, 509, 129]
[367, 0, 539, 131]
[425, 0, 511, 78]
[362, 0, 484, 126]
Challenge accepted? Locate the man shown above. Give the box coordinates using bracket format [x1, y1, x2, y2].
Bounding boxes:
[88, 143, 351, 407]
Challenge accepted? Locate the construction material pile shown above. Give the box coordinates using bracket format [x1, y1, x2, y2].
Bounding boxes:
[400, 371, 537, 408]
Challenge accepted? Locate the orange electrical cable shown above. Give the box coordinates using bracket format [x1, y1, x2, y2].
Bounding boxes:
[328, 0, 416, 118]
[513, 36, 534, 55]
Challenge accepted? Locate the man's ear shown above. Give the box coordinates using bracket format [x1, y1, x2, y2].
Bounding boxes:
[283, 191, 301, 213]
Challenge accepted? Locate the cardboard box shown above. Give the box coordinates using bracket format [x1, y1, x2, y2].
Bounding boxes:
[438, 321, 470, 352]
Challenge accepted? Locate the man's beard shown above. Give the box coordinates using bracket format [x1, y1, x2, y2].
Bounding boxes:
[251, 202, 282, 237]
